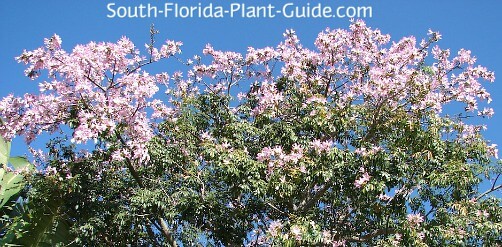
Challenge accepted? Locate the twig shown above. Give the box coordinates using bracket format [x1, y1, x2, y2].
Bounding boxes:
[475, 183, 502, 202]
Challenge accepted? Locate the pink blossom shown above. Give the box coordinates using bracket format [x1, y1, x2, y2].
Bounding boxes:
[354, 147, 368, 156]
[428, 29, 442, 41]
[200, 131, 212, 140]
[355, 146, 382, 157]
[354, 172, 371, 188]
[298, 165, 307, 173]
[28, 147, 47, 167]
[478, 107, 495, 118]
[1, 21, 497, 203]
[221, 142, 231, 149]
[237, 92, 247, 100]
[486, 144, 499, 159]
[475, 210, 489, 218]
[321, 230, 332, 244]
[310, 139, 332, 154]
[156, 72, 170, 84]
[251, 82, 284, 116]
[257, 147, 274, 162]
[267, 220, 283, 237]
[406, 213, 424, 227]
[44, 34, 62, 50]
[395, 233, 402, 241]
[290, 225, 302, 240]
[284, 143, 304, 164]
[257, 145, 305, 173]
[160, 40, 183, 57]
[306, 95, 327, 104]
[1, 35, 184, 163]
[45, 166, 57, 175]
[332, 240, 346, 247]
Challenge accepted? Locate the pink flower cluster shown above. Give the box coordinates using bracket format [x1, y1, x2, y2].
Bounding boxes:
[354, 167, 371, 188]
[246, 46, 278, 79]
[256, 144, 304, 171]
[146, 40, 183, 62]
[305, 95, 327, 105]
[406, 213, 424, 227]
[1, 34, 181, 162]
[1, 19, 497, 172]
[354, 145, 383, 157]
[486, 144, 499, 159]
[310, 139, 333, 154]
[190, 44, 245, 94]
[181, 20, 495, 159]
[267, 220, 283, 237]
[244, 21, 494, 156]
[250, 81, 284, 116]
[475, 210, 489, 218]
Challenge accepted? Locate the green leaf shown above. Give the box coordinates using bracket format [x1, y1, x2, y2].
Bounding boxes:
[0, 172, 25, 208]
[9, 157, 35, 171]
[0, 135, 11, 165]
[6, 198, 72, 247]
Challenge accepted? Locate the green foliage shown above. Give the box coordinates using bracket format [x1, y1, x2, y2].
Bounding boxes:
[0, 135, 10, 165]
[5, 81, 502, 245]
[0, 136, 34, 208]
[1, 25, 501, 246]
[0, 136, 72, 246]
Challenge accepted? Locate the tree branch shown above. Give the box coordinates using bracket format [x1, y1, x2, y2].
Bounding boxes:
[475, 183, 502, 202]
[159, 217, 177, 247]
[114, 131, 177, 246]
[296, 183, 330, 212]
[346, 228, 396, 243]
[266, 202, 288, 217]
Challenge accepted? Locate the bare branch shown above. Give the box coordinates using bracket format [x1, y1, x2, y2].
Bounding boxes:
[346, 228, 396, 243]
[475, 183, 502, 202]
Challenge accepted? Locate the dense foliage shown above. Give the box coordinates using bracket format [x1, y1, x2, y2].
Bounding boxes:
[0, 21, 500, 246]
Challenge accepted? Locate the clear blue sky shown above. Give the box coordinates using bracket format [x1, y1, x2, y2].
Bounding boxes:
[1, 1, 501, 181]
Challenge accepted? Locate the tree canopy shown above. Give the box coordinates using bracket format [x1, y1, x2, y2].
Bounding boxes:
[0, 20, 500, 246]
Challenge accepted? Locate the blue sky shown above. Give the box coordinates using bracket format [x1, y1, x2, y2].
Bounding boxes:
[1, 0, 501, 190]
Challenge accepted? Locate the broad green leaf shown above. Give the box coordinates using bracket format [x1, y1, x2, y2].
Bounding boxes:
[0, 135, 11, 165]
[12, 198, 71, 247]
[0, 172, 25, 208]
[9, 157, 35, 171]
